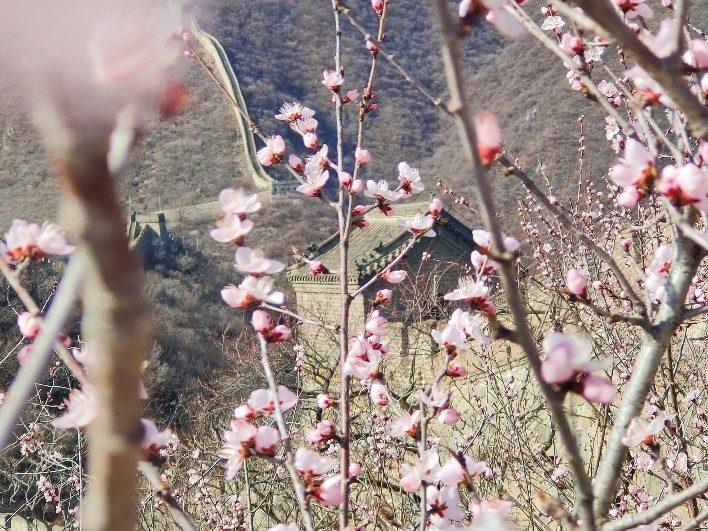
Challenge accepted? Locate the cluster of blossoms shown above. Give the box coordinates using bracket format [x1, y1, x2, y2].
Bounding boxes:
[0, 221, 178, 450]
[213, 189, 288, 313]
[608, 137, 708, 211]
[219, 387, 296, 479]
[0, 219, 74, 265]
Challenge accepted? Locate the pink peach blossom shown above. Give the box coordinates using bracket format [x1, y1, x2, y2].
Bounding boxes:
[322, 70, 344, 92]
[296, 171, 330, 198]
[382, 269, 407, 284]
[3, 220, 74, 263]
[256, 135, 285, 166]
[566, 269, 588, 297]
[355, 147, 371, 165]
[475, 112, 502, 165]
[316, 394, 334, 409]
[17, 312, 40, 339]
[275, 102, 315, 123]
[210, 215, 254, 245]
[52, 385, 97, 430]
[375, 289, 392, 305]
[217, 188, 262, 218]
[294, 448, 336, 479]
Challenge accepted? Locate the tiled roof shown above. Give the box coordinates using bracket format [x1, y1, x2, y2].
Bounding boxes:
[287, 200, 473, 282]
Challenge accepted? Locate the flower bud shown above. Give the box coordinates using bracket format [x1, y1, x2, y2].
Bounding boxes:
[303, 133, 318, 150]
[375, 289, 392, 305]
[339, 171, 353, 188]
[429, 197, 444, 217]
[17, 312, 40, 339]
[350, 179, 363, 193]
[317, 393, 334, 409]
[355, 147, 371, 165]
[437, 408, 460, 425]
[251, 310, 273, 334]
[566, 269, 587, 297]
[446, 363, 468, 378]
[289, 154, 304, 173]
[349, 462, 362, 478]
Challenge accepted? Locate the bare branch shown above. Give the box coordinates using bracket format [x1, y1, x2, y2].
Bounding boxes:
[602, 476, 708, 531]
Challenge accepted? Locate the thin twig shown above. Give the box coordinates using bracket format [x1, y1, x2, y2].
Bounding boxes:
[432, 2, 596, 529]
[256, 333, 315, 531]
[138, 461, 198, 531]
[601, 476, 708, 531]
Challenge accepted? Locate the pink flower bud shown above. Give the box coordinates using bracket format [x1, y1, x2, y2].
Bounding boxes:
[352, 205, 367, 215]
[446, 363, 468, 378]
[17, 312, 40, 339]
[375, 289, 392, 304]
[617, 186, 641, 208]
[289, 154, 304, 173]
[592, 280, 603, 290]
[339, 172, 353, 187]
[382, 269, 407, 284]
[317, 393, 334, 409]
[474, 112, 502, 165]
[566, 269, 587, 297]
[317, 420, 335, 438]
[437, 408, 460, 425]
[371, 0, 384, 15]
[366, 40, 379, 54]
[365, 103, 378, 113]
[355, 147, 371, 165]
[342, 89, 359, 103]
[251, 310, 273, 334]
[579, 374, 617, 405]
[429, 198, 444, 217]
[308, 261, 329, 276]
[234, 404, 257, 421]
[370, 380, 390, 407]
[349, 462, 362, 478]
[254, 426, 279, 456]
[184, 50, 196, 59]
[621, 238, 632, 251]
[303, 133, 319, 150]
[270, 325, 291, 343]
[350, 179, 363, 193]
[181, 32, 192, 43]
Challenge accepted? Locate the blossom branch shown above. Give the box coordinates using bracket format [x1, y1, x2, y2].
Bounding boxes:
[261, 302, 341, 332]
[0, 252, 86, 452]
[432, 2, 597, 529]
[336, 1, 451, 116]
[0, 258, 90, 387]
[138, 461, 198, 531]
[592, 233, 706, 519]
[329, 3, 354, 528]
[678, 507, 708, 531]
[256, 332, 315, 531]
[500, 153, 648, 316]
[349, 237, 418, 300]
[567, 294, 648, 327]
[601, 475, 708, 531]
[569, 0, 708, 140]
[508, 3, 635, 136]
